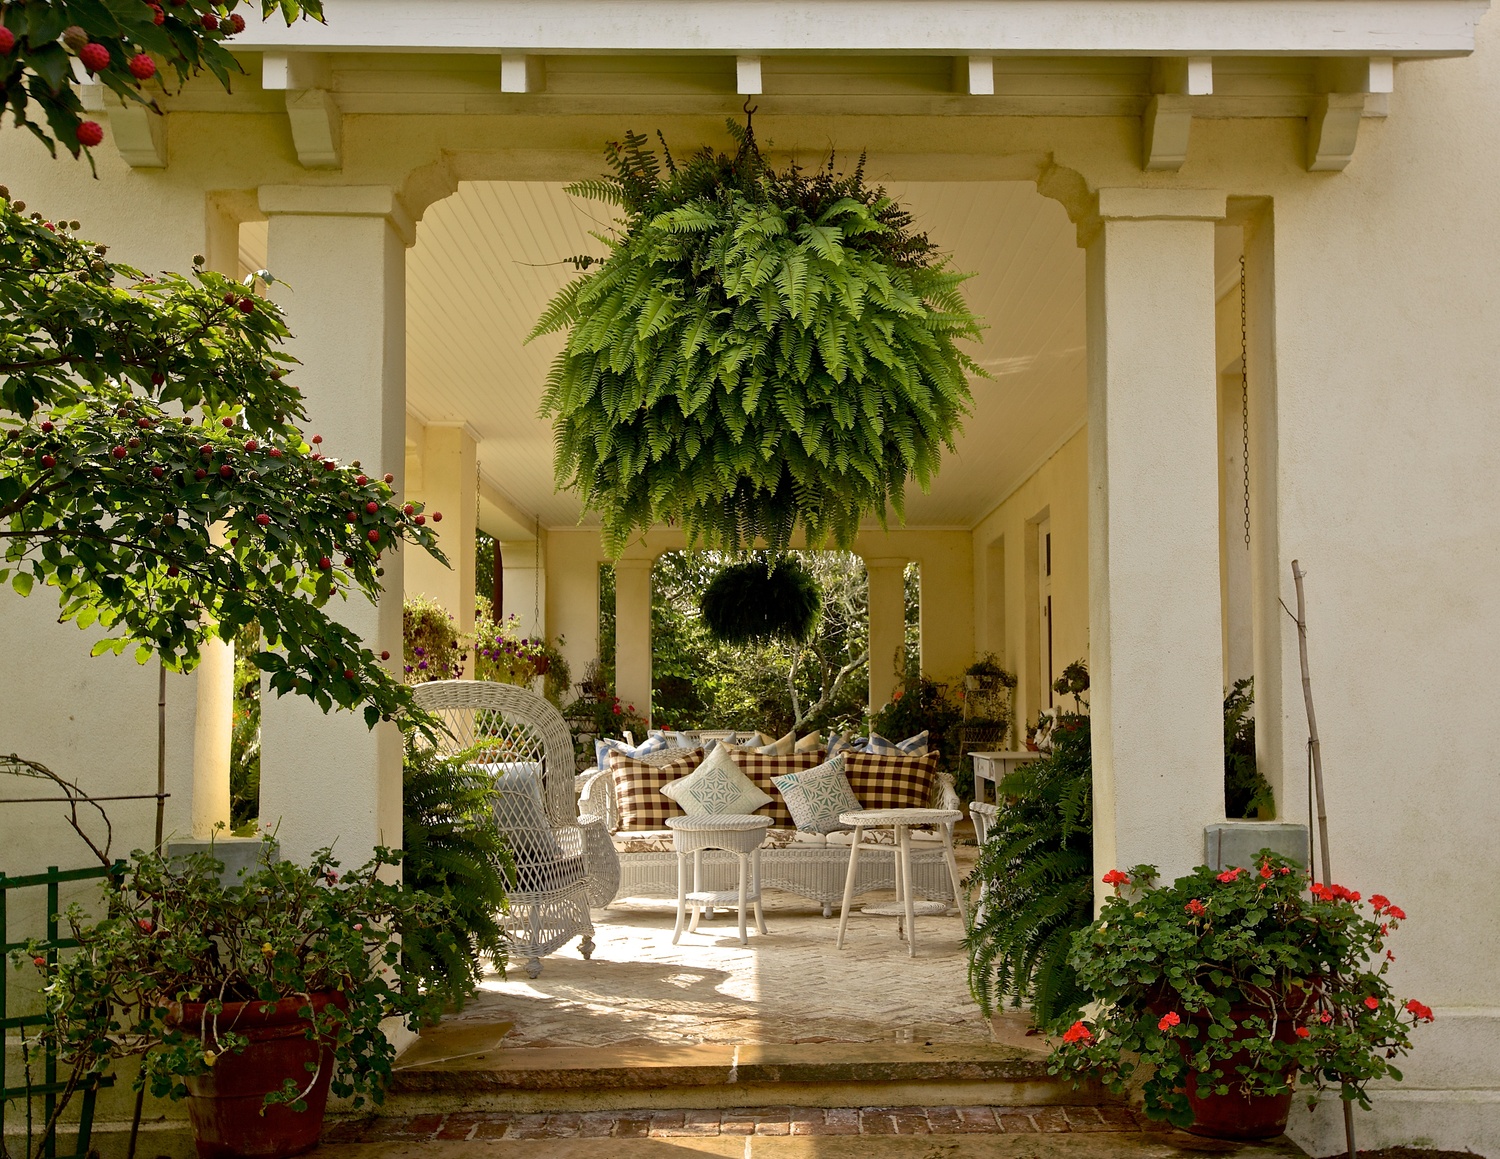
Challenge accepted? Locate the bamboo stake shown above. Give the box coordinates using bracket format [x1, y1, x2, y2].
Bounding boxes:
[1290, 560, 1357, 1159]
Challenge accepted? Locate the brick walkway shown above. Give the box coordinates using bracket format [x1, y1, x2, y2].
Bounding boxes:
[329, 1105, 1168, 1143]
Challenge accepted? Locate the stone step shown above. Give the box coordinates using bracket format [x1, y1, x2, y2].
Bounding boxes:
[384, 1034, 1090, 1114]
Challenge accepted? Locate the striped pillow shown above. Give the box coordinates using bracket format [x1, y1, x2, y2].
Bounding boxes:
[609, 748, 704, 830]
[842, 750, 941, 812]
[727, 750, 827, 828]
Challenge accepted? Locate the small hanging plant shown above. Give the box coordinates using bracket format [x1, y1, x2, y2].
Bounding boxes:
[700, 555, 821, 645]
[533, 119, 984, 556]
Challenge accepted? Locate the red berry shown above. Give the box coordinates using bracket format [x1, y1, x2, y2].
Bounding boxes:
[244, 439, 258, 451]
[150, 466, 163, 478]
[0, 28, 15, 55]
[403, 504, 414, 516]
[150, 372, 165, 386]
[227, 12, 245, 33]
[40, 421, 53, 433]
[432, 511, 442, 522]
[76, 121, 104, 148]
[255, 514, 270, 526]
[380, 650, 390, 661]
[383, 473, 394, 484]
[223, 292, 236, 305]
[356, 474, 368, 485]
[111, 445, 127, 459]
[237, 298, 253, 314]
[194, 468, 206, 480]
[32, 955, 45, 967]
[219, 464, 232, 478]
[343, 668, 356, 680]
[79, 43, 110, 73]
[343, 556, 355, 567]
[345, 511, 356, 522]
[137, 417, 152, 429]
[148, 4, 165, 24]
[365, 501, 379, 514]
[268, 448, 283, 458]
[201, 12, 218, 29]
[128, 437, 141, 448]
[40, 454, 55, 468]
[167, 565, 179, 577]
[221, 417, 234, 428]
[414, 514, 425, 526]
[128, 53, 156, 80]
[311, 434, 323, 445]
[367, 529, 380, 543]
[310, 452, 322, 461]
[318, 557, 331, 569]
[323, 460, 336, 471]
[200, 445, 213, 457]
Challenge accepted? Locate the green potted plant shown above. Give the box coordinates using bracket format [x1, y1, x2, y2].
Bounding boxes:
[16, 839, 457, 1159]
[1049, 852, 1433, 1139]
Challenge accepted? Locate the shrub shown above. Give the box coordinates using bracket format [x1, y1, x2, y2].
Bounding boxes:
[1225, 677, 1275, 818]
[402, 594, 465, 684]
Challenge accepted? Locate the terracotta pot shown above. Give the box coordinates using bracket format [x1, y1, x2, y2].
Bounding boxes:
[1161, 1000, 1300, 1141]
[168, 992, 346, 1159]
[532, 655, 551, 676]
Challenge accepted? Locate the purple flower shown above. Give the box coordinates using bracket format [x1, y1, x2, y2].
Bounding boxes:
[418, 660, 428, 670]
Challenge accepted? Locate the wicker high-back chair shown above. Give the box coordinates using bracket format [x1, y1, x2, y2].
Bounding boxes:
[412, 680, 619, 978]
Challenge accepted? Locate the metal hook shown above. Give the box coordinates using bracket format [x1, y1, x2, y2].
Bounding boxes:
[742, 94, 758, 123]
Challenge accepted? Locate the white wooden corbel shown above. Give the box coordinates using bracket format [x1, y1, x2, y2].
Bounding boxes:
[262, 52, 341, 169]
[1308, 57, 1394, 171]
[1143, 57, 1212, 171]
[956, 55, 994, 96]
[78, 75, 167, 168]
[736, 55, 763, 96]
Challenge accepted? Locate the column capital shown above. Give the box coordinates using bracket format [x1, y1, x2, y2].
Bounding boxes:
[862, 556, 910, 570]
[257, 184, 416, 246]
[1095, 187, 1228, 223]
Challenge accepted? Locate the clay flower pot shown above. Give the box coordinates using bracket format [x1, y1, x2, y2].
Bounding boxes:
[168, 992, 346, 1159]
[1167, 1001, 1302, 1140]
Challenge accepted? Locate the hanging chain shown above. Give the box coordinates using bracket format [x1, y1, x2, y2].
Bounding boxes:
[533, 515, 541, 632]
[1239, 254, 1252, 550]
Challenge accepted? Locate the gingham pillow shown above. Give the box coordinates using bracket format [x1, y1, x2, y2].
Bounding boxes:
[865, 731, 929, 756]
[842, 750, 941, 812]
[609, 748, 704, 830]
[727, 750, 827, 827]
[772, 754, 863, 834]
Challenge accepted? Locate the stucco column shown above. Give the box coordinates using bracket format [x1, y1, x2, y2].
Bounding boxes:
[404, 421, 478, 642]
[1086, 189, 1228, 903]
[190, 639, 234, 837]
[257, 186, 411, 867]
[612, 558, 654, 723]
[866, 558, 908, 710]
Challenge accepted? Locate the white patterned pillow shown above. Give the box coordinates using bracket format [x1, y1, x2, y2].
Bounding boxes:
[660, 744, 774, 816]
[772, 754, 863, 834]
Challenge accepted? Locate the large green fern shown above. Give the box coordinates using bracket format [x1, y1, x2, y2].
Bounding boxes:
[533, 121, 984, 555]
[964, 711, 1094, 1026]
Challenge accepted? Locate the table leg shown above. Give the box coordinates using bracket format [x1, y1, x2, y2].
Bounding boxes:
[689, 849, 703, 934]
[893, 840, 907, 943]
[898, 825, 917, 958]
[941, 821, 968, 927]
[836, 825, 864, 949]
[736, 852, 749, 945]
[672, 851, 689, 945]
[752, 846, 767, 935]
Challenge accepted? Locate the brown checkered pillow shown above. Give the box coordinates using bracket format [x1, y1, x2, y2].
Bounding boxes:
[610, 748, 703, 831]
[842, 750, 941, 811]
[729, 750, 827, 827]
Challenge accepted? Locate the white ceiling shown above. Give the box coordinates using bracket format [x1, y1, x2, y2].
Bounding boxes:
[405, 178, 1085, 532]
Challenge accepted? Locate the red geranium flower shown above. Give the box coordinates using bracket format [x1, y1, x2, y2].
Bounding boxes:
[1370, 894, 1391, 913]
[1062, 1021, 1094, 1045]
[1405, 999, 1435, 1023]
[1364, 996, 1380, 1010]
[1101, 869, 1130, 887]
[1216, 867, 1244, 883]
[1296, 1026, 1310, 1038]
[1157, 1011, 1181, 1031]
[1385, 905, 1406, 921]
[1184, 899, 1206, 917]
[1259, 862, 1273, 879]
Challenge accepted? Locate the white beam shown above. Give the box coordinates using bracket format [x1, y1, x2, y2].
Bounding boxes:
[500, 53, 545, 93]
[232, 0, 1484, 58]
[962, 55, 994, 95]
[261, 51, 332, 90]
[735, 54, 762, 95]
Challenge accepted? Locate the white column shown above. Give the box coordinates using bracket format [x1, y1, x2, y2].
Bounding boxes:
[404, 421, 478, 640]
[1086, 189, 1228, 902]
[190, 639, 233, 838]
[257, 186, 410, 868]
[865, 558, 908, 710]
[613, 558, 654, 722]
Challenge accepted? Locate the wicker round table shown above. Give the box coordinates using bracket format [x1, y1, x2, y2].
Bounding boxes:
[666, 814, 773, 946]
[834, 808, 967, 958]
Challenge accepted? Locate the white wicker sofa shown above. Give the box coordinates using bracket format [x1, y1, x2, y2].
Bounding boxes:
[577, 752, 962, 917]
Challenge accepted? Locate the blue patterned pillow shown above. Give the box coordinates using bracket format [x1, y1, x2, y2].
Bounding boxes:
[772, 754, 864, 834]
[865, 731, 929, 756]
[660, 745, 773, 816]
[595, 732, 670, 770]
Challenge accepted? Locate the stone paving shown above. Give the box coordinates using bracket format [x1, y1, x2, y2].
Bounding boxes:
[328, 1104, 1165, 1142]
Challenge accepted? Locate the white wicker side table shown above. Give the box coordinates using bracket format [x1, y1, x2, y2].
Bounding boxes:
[666, 814, 773, 946]
[835, 808, 967, 958]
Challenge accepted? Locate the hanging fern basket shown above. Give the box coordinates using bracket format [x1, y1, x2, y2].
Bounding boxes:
[700, 555, 822, 645]
[533, 119, 985, 556]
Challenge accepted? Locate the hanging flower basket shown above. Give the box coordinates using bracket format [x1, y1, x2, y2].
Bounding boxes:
[699, 554, 821, 645]
[533, 119, 985, 555]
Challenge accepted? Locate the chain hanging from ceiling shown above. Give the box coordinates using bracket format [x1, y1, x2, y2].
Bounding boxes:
[1239, 254, 1251, 550]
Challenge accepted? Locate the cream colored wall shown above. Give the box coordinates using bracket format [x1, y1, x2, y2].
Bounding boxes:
[971, 429, 1089, 736]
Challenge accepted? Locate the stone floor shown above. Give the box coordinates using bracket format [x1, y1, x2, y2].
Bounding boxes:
[434, 850, 988, 1051]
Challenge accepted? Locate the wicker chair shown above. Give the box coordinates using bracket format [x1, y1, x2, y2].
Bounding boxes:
[412, 680, 620, 978]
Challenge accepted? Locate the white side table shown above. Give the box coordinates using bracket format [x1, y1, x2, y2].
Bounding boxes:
[969, 750, 1042, 805]
[835, 808, 967, 958]
[666, 814, 772, 946]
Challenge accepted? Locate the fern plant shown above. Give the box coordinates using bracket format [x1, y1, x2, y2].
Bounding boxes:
[402, 737, 513, 1004]
[533, 120, 984, 555]
[700, 553, 821, 644]
[965, 709, 1094, 1026]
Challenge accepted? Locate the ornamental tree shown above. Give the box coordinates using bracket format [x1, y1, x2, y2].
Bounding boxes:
[0, 0, 321, 161]
[0, 190, 443, 728]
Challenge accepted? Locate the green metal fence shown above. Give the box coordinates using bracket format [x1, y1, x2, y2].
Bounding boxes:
[1, 863, 123, 1159]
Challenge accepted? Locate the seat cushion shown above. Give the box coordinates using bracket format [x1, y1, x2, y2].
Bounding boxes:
[842, 750, 942, 811]
[661, 745, 774, 816]
[772, 754, 864, 834]
[490, 766, 566, 864]
[609, 748, 704, 830]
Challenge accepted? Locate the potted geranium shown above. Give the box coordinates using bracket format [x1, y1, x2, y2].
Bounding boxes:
[1049, 851, 1433, 1139]
[17, 839, 457, 1159]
